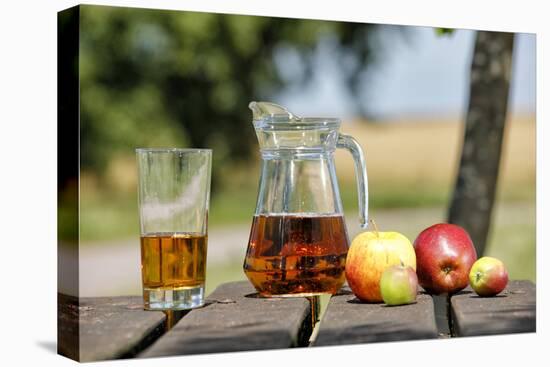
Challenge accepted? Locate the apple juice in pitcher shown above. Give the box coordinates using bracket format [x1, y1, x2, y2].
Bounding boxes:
[243, 102, 369, 297]
[244, 214, 349, 296]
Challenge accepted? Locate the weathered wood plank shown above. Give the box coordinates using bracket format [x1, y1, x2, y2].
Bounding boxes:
[450, 280, 536, 337]
[313, 286, 438, 346]
[58, 293, 79, 361]
[58, 294, 167, 362]
[140, 281, 313, 357]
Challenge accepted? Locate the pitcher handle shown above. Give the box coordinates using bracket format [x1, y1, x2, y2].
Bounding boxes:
[337, 134, 369, 229]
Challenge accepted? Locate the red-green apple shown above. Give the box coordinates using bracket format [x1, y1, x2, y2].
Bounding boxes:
[413, 223, 477, 295]
[346, 229, 416, 302]
[380, 265, 418, 306]
[469, 257, 508, 296]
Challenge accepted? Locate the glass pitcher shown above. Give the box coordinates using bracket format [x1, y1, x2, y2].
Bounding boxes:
[243, 102, 369, 297]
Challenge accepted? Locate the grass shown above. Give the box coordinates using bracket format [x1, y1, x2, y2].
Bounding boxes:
[485, 202, 536, 281]
[204, 256, 247, 295]
[77, 178, 535, 243]
[75, 197, 535, 297]
[77, 183, 446, 241]
[78, 114, 536, 241]
[201, 200, 535, 300]
[75, 115, 535, 242]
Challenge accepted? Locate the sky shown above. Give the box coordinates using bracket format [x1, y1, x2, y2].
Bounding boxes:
[276, 26, 536, 120]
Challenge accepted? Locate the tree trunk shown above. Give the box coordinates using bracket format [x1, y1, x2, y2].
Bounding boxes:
[447, 31, 515, 256]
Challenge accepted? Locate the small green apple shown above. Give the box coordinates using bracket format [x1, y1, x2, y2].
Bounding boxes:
[379, 264, 418, 306]
[469, 256, 508, 297]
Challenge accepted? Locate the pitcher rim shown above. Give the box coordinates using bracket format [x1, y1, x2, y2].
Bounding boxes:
[253, 117, 341, 130]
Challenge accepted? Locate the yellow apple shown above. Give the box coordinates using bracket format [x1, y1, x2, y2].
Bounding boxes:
[345, 230, 416, 302]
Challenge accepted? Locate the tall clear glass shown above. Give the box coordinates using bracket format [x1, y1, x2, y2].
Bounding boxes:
[136, 148, 212, 310]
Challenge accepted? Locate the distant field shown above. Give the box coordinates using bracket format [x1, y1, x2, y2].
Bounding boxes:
[335, 113, 535, 197]
[77, 201, 535, 297]
[78, 114, 535, 241]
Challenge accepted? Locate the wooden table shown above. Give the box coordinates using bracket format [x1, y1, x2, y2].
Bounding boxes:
[58, 280, 536, 362]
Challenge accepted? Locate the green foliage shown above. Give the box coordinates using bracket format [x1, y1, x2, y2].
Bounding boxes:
[74, 5, 381, 182]
[435, 28, 455, 36]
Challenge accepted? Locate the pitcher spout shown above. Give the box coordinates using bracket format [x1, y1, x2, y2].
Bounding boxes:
[249, 101, 299, 123]
[249, 101, 342, 152]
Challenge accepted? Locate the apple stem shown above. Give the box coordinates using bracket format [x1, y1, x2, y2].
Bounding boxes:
[369, 219, 380, 239]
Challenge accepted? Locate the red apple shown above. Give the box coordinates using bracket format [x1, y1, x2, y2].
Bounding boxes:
[413, 223, 477, 295]
[469, 257, 508, 296]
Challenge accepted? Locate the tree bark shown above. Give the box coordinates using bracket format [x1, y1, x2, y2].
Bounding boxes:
[447, 31, 515, 256]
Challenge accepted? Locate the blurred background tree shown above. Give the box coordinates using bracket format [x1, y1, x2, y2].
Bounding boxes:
[448, 31, 515, 256]
[78, 5, 384, 191]
[433, 28, 517, 256]
[58, 5, 535, 296]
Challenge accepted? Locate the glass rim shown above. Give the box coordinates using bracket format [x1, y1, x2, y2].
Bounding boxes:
[135, 148, 212, 154]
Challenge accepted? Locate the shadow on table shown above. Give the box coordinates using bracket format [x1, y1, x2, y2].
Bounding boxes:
[36, 340, 57, 354]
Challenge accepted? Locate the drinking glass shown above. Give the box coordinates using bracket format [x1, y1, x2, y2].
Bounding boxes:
[136, 148, 212, 310]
